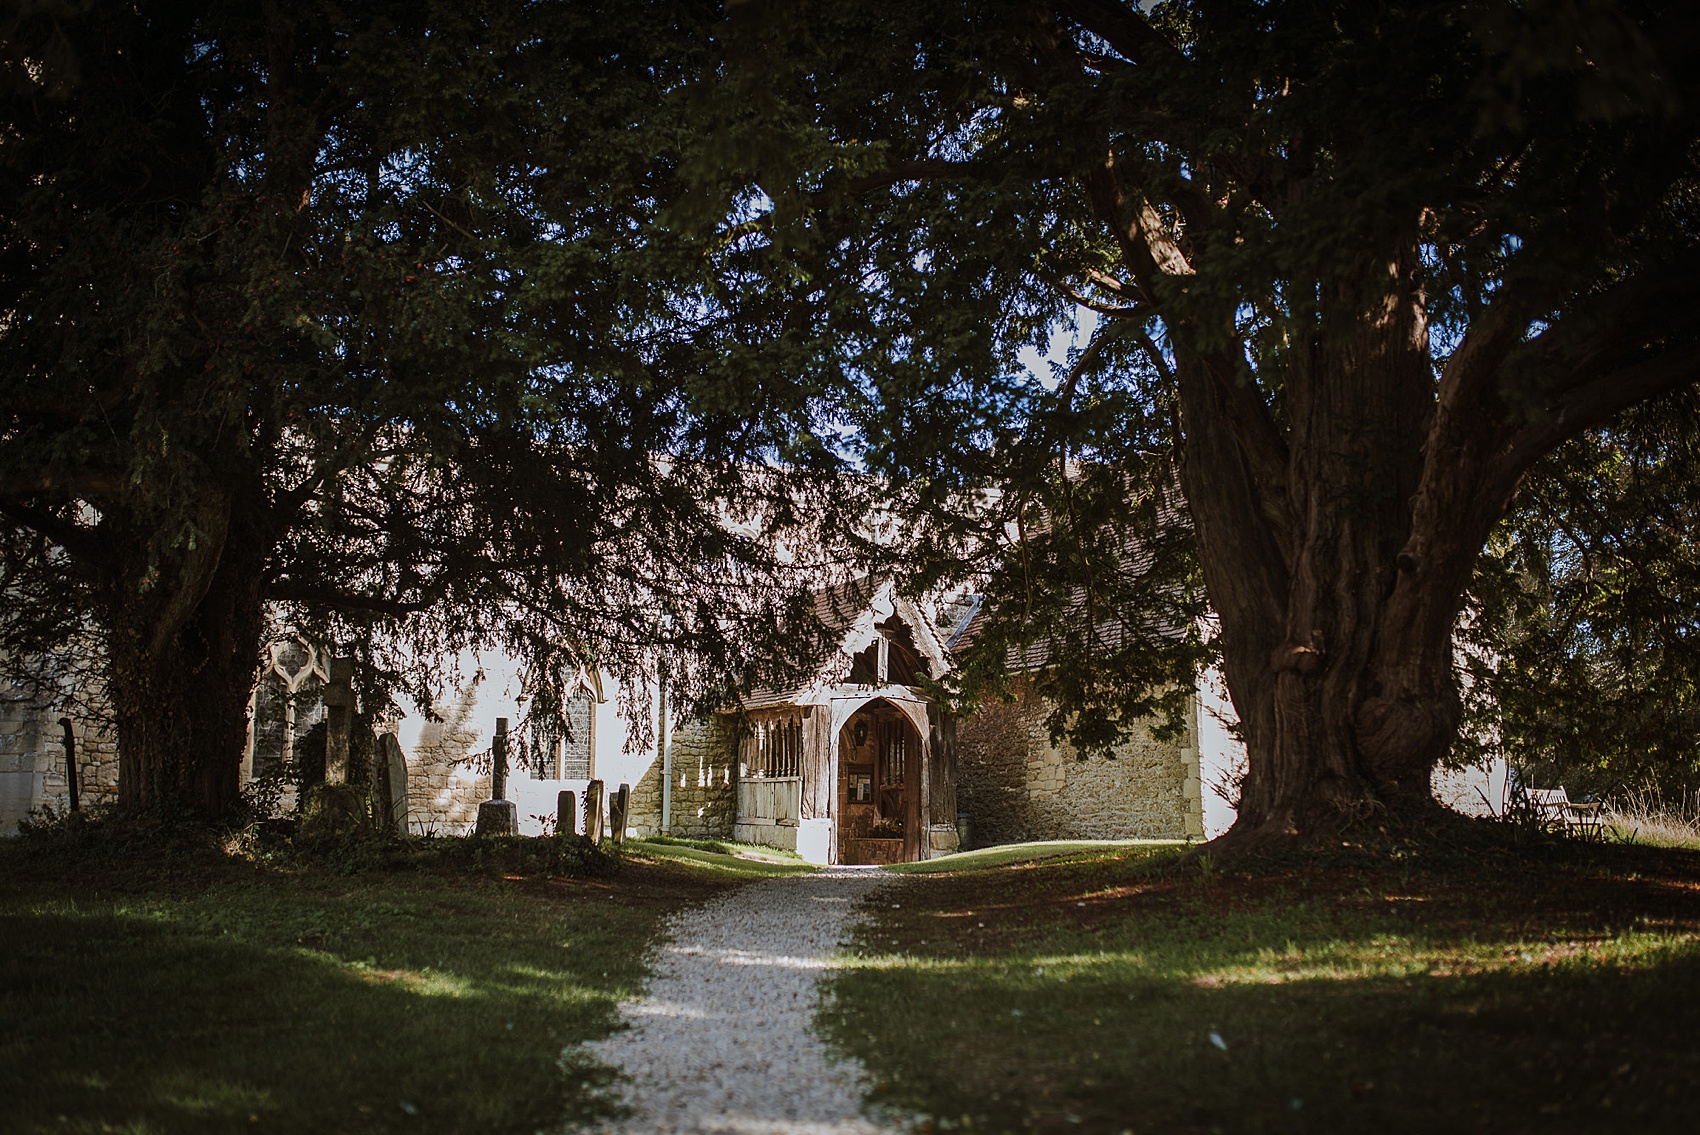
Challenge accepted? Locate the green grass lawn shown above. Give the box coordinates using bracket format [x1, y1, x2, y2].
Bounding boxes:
[625, 835, 815, 874]
[0, 830, 768, 1135]
[885, 840, 1187, 875]
[825, 839, 1700, 1135]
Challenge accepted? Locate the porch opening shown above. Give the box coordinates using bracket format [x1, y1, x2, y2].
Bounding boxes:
[838, 698, 923, 864]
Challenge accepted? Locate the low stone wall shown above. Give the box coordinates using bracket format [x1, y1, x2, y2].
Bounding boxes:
[627, 715, 737, 840]
[955, 676, 1204, 846]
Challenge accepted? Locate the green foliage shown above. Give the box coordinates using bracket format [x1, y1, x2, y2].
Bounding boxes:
[1462, 387, 1700, 796]
[11, 808, 620, 880]
[274, 830, 619, 879]
[682, 0, 1700, 779]
[0, 0, 865, 810]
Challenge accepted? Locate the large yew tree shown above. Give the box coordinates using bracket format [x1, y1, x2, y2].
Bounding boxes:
[702, 0, 1700, 845]
[0, 0, 852, 819]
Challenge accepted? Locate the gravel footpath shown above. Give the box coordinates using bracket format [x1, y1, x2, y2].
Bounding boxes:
[574, 866, 904, 1135]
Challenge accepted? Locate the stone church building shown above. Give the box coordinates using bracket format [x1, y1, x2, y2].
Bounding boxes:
[2, 577, 1224, 859]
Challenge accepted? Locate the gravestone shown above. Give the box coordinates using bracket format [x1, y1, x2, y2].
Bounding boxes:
[608, 783, 630, 845]
[490, 717, 509, 801]
[584, 779, 606, 843]
[476, 718, 517, 836]
[557, 789, 577, 838]
[323, 657, 354, 783]
[376, 733, 409, 834]
[476, 798, 517, 836]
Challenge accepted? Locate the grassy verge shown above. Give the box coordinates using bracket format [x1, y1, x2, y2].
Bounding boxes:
[885, 840, 1187, 875]
[625, 836, 814, 874]
[0, 829, 759, 1135]
[824, 839, 1700, 1134]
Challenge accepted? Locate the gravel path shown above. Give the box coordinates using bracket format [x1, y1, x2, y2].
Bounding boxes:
[575, 866, 904, 1135]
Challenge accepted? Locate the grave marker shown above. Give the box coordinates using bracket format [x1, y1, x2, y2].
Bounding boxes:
[557, 789, 577, 838]
[585, 779, 606, 843]
[609, 783, 630, 845]
[475, 717, 518, 836]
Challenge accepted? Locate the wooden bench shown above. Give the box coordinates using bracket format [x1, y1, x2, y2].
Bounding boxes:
[1563, 800, 1605, 842]
[1516, 785, 1604, 839]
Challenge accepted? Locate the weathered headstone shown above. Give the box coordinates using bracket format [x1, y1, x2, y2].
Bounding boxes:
[584, 779, 606, 843]
[608, 783, 630, 845]
[476, 798, 517, 836]
[557, 789, 577, 838]
[376, 732, 409, 834]
[323, 656, 354, 783]
[476, 717, 517, 836]
[491, 717, 509, 801]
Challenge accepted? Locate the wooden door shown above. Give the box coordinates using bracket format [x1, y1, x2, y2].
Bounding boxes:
[904, 715, 922, 862]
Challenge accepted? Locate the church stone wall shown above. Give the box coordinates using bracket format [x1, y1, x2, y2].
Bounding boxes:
[955, 676, 1204, 846]
[627, 715, 737, 840]
[403, 680, 492, 835]
[2, 684, 120, 835]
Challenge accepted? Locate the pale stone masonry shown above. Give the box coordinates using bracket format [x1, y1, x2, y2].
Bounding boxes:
[403, 678, 491, 835]
[626, 716, 738, 840]
[955, 675, 1206, 844]
[1, 683, 119, 832]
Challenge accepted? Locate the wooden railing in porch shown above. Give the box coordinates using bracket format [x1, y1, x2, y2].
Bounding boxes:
[737, 777, 802, 825]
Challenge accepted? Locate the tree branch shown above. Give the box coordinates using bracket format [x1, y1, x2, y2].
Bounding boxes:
[0, 470, 126, 501]
[1048, 0, 1186, 70]
[844, 158, 981, 195]
[1500, 344, 1700, 493]
[0, 502, 109, 565]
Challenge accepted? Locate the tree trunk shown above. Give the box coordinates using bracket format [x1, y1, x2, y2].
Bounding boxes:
[106, 485, 268, 820]
[1176, 255, 1464, 846]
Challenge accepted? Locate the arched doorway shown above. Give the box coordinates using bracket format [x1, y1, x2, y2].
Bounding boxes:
[837, 698, 924, 864]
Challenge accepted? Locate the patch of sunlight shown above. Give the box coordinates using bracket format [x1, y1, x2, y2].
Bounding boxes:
[63, 1120, 160, 1135]
[334, 957, 476, 998]
[625, 840, 816, 877]
[155, 1074, 273, 1115]
[47, 899, 173, 924]
[835, 951, 993, 973]
[501, 962, 571, 982]
[670, 945, 835, 970]
[885, 840, 1185, 874]
[1021, 951, 1153, 976]
[1175, 929, 1700, 987]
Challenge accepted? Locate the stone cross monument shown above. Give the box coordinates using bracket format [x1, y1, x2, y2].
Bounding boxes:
[475, 717, 518, 836]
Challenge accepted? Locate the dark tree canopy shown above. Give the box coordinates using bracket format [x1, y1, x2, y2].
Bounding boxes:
[6, 0, 1698, 844]
[690, 0, 1700, 846]
[0, 0, 859, 818]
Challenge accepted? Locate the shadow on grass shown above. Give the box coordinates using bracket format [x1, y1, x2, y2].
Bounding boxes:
[828, 842, 1700, 1134]
[0, 873, 651, 1135]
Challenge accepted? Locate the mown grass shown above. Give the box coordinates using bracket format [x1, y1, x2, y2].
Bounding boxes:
[0, 828, 758, 1135]
[886, 841, 1187, 875]
[625, 836, 814, 874]
[825, 839, 1700, 1134]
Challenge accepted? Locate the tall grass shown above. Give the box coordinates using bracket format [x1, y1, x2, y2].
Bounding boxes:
[1608, 787, 1700, 848]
